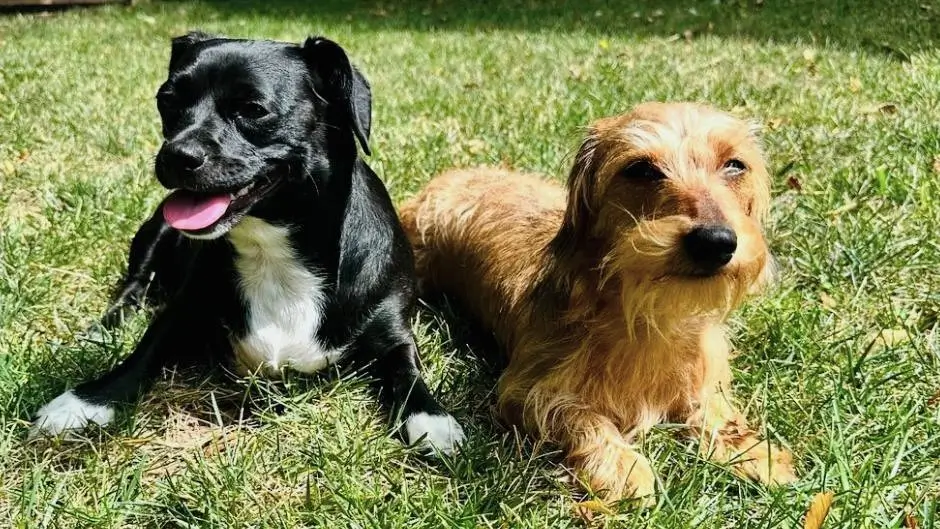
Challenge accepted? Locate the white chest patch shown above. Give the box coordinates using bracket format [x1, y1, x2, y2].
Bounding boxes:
[228, 217, 345, 378]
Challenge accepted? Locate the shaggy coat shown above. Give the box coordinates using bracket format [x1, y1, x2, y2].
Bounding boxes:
[399, 102, 796, 504]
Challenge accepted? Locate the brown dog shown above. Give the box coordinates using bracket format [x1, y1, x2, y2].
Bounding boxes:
[398, 102, 797, 505]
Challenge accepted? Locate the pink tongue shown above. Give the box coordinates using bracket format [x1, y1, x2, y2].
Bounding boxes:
[162, 191, 232, 231]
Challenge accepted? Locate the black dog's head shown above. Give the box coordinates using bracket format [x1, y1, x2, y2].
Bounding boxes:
[154, 32, 372, 239]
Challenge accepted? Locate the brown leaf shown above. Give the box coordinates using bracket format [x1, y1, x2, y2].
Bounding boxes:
[786, 175, 803, 191]
[904, 512, 919, 528]
[926, 389, 940, 408]
[864, 103, 899, 115]
[803, 491, 834, 529]
[931, 156, 940, 176]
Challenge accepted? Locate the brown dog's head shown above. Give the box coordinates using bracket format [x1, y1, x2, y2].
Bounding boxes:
[556, 102, 773, 324]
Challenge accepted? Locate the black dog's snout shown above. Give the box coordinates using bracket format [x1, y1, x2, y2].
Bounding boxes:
[162, 142, 206, 172]
[683, 224, 737, 274]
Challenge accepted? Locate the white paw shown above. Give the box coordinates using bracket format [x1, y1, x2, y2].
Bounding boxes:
[404, 412, 465, 457]
[29, 390, 114, 439]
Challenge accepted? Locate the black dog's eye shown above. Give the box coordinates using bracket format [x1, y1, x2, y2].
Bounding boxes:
[723, 158, 748, 178]
[620, 160, 665, 181]
[236, 101, 270, 120]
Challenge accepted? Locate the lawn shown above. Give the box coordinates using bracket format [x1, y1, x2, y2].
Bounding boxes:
[0, 0, 938, 527]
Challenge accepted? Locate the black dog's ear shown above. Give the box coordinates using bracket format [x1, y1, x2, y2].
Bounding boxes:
[169, 31, 215, 71]
[302, 36, 372, 156]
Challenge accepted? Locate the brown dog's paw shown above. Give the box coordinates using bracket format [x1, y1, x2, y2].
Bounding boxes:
[731, 441, 798, 486]
[580, 445, 658, 508]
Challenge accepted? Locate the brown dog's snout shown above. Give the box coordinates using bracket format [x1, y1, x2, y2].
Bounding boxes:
[682, 224, 737, 274]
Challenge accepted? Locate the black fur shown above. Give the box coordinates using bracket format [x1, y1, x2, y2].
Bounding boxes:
[32, 33, 461, 454]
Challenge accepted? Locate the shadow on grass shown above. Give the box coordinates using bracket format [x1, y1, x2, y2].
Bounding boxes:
[171, 0, 936, 57]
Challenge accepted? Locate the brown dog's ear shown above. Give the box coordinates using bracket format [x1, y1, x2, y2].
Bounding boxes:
[553, 128, 601, 253]
[168, 31, 215, 72]
[301, 36, 372, 156]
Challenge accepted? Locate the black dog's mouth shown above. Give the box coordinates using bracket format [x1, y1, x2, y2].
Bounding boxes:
[162, 176, 280, 236]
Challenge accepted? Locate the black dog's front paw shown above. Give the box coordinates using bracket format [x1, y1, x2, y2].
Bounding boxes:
[28, 390, 115, 440]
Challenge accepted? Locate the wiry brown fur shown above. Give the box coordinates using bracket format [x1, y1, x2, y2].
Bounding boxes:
[399, 102, 797, 506]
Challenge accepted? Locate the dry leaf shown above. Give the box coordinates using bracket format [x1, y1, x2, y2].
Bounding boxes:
[931, 156, 940, 175]
[465, 139, 486, 155]
[786, 175, 803, 191]
[803, 49, 818, 62]
[864, 103, 899, 115]
[819, 292, 837, 310]
[803, 491, 834, 529]
[927, 389, 940, 409]
[768, 117, 787, 130]
[876, 329, 910, 347]
[904, 512, 919, 528]
[849, 77, 862, 93]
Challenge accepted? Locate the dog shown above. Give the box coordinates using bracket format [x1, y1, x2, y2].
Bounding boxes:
[29, 32, 465, 457]
[398, 102, 797, 504]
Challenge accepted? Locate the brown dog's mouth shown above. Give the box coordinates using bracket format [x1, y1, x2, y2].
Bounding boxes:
[162, 176, 279, 234]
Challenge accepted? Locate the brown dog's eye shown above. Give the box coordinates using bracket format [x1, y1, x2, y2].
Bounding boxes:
[723, 159, 748, 178]
[237, 101, 270, 119]
[620, 160, 664, 181]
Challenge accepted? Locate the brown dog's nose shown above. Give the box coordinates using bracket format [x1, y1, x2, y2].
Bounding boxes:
[683, 224, 737, 273]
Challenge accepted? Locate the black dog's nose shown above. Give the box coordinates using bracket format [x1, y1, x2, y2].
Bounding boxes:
[162, 143, 206, 172]
[683, 224, 737, 274]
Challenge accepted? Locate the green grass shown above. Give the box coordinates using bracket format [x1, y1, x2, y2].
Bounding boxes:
[1, 0, 939, 527]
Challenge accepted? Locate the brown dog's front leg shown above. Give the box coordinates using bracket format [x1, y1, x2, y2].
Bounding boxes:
[686, 386, 798, 486]
[542, 404, 657, 507]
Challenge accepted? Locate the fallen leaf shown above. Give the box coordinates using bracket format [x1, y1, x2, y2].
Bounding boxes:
[786, 175, 803, 191]
[768, 117, 787, 130]
[465, 139, 486, 155]
[864, 103, 899, 115]
[819, 292, 837, 310]
[928, 389, 940, 408]
[17, 149, 29, 162]
[803, 491, 834, 529]
[904, 511, 919, 528]
[931, 156, 940, 175]
[803, 49, 817, 62]
[867, 329, 911, 350]
[849, 77, 862, 93]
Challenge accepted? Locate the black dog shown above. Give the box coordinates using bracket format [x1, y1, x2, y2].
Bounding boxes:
[29, 32, 464, 456]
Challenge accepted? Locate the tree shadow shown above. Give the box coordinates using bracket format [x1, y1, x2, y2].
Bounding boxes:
[169, 0, 936, 58]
